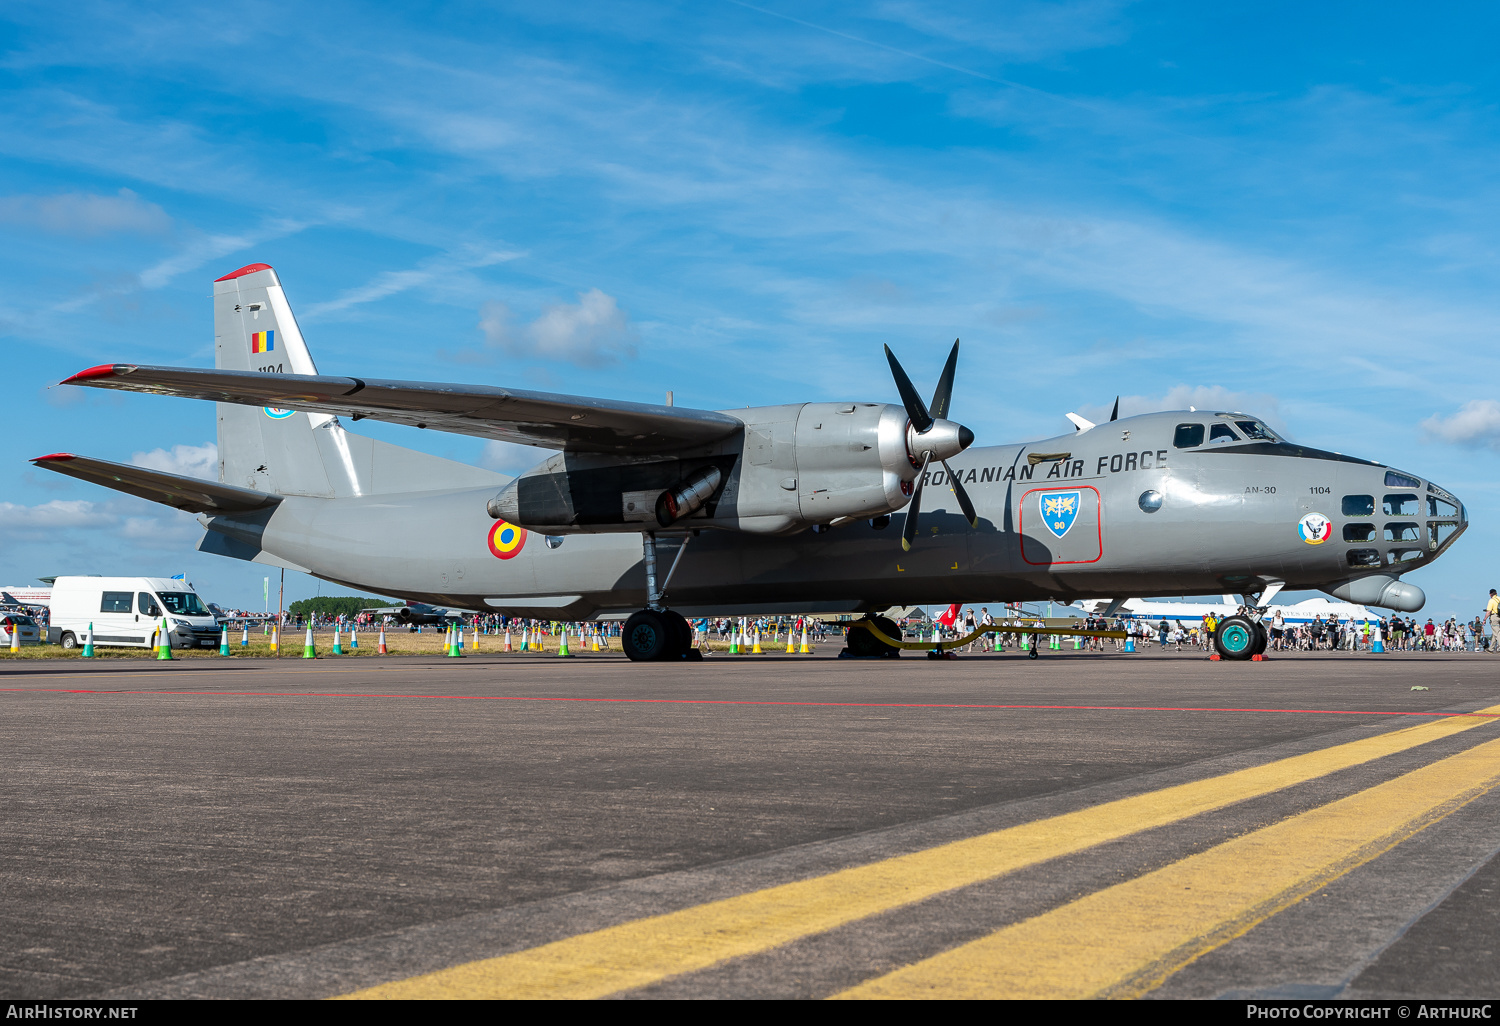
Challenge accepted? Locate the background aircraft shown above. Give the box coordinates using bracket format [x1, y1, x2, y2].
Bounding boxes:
[34, 264, 1468, 662]
[359, 601, 470, 626]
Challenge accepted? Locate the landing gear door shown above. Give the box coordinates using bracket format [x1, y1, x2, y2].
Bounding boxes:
[1020, 485, 1103, 566]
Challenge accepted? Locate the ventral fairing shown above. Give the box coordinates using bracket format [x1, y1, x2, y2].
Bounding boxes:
[36, 263, 1467, 661]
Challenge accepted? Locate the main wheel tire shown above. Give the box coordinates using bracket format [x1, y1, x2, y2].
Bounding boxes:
[60, 632, 77, 650]
[661, 609, 691, 659]
[1215, 616, 1258, 660]
[846, 616, 900, 657]
[623, 610, 671, 661]
[1251, 622, 1269, 656]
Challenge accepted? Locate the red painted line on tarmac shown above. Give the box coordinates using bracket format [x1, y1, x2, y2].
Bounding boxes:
[1, 687, 1497, 719]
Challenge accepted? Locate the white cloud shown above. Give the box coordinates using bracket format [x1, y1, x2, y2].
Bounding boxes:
[304, 247, 524, 318]
[1421, 400, 1500, 451]
[478, 440, 540, 476]
[130, 442, 218, 480]
[0, 188, 170, 236]
[480, 288, 638, 366]
[0, 499, 115, 535]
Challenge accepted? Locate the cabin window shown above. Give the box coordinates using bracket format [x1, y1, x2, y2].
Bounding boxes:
[1428, 496, 1458, 518]
[100, 591, 132, 613]
[1383, 494, 1419, 517]
[1346, 549, 1381, 568]
[1384, 471, 1421, 489]
[137, 592, 160, 616]
[1431, 522, 1458, 546]
[1208, 423, 1239, 444]
[1386, 549, 1423, 565]
[1173, 423, 1204, 448]
[1384, 522, 1420, 542]
[1235, 420, 1277, 440]
[1343, 523, 1376, 542]
[1342, 495, 1374, 517]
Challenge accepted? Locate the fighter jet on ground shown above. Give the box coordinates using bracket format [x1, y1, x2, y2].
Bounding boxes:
[34, 263, 1468, 661]
[359, 601, 469, 626]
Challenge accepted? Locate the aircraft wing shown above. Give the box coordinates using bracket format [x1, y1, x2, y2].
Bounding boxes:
[62, 364, 744, 455]
[30, 453, 281, 514]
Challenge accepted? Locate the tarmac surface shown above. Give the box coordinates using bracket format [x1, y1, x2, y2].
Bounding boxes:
[2, 647, 1498, 1000]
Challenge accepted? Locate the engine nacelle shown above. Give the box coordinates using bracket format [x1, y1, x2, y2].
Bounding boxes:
[486, 401, 918, 535]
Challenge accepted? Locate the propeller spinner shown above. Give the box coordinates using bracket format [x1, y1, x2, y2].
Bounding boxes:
[884, 340, 977, 551]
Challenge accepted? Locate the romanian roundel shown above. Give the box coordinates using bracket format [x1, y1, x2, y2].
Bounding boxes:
[488, 519, 527, 560]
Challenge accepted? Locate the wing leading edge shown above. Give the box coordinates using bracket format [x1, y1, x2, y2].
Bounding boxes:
[61, 364, 742, 455]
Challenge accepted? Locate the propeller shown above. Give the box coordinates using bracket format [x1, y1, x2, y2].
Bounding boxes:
[884, 339, 978, 551]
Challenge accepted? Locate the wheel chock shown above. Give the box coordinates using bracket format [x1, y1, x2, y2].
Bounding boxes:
[1209, 653, 1221, 661]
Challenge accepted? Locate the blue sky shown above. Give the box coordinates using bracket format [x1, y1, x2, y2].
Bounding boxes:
[2, 1, 1499, 616]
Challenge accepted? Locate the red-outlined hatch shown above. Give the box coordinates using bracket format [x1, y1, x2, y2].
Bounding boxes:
[1020, 485, 1104, 565]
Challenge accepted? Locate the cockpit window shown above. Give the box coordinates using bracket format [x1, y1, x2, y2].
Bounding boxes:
[1347, 549, 1381, 568]
[1385, 471, 1421, 489]
[1383, 494, 1419, 517]
[1386, 549, 1423, 565]
[1235, 420, 1278, 441]
[1208, 423, 1239, 444]
[1342, 495, 1374, 517]
[1343, 523, 1376, 542]
[1173, 423, 1205, 448]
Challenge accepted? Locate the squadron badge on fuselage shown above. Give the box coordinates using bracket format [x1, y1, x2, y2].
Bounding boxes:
[1297, 512, 1333, 545]
[1039, 490, 1081, 539]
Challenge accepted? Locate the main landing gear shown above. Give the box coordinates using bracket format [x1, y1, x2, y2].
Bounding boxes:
[623, 531, 701, 662]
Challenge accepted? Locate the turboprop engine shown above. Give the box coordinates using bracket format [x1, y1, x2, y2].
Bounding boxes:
[486, 340, 977, 540]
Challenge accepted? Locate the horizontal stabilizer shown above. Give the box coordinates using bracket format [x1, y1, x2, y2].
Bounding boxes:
[30, 453, 281, 515]
[61, 364, 743, 455]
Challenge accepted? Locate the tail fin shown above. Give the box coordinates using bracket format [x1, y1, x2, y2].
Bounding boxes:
[212, 263, 503, 497]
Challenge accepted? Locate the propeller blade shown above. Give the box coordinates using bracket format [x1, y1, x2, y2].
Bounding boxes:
[884, 345, 933, 434]
[942, 459, 979, 527]
[929, 339, 960, 421]
[901, 452, 932, 552]
[1109, 396, 1120, 422]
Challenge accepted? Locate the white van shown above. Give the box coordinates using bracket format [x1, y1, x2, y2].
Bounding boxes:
[49, 576, 221, 650]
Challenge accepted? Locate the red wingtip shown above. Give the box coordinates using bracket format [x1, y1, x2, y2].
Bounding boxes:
[214, 263, 274, 282]
[31, 453, 75, 463]
[62, 363, 128, 384]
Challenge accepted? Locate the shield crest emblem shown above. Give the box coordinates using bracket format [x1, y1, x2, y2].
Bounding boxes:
[1039, 490, 1081, 539]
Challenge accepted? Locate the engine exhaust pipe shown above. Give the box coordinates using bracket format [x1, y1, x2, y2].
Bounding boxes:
[655, 466, 723, 526]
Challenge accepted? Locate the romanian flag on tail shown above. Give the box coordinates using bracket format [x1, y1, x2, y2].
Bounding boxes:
[251, 330, 274, 354]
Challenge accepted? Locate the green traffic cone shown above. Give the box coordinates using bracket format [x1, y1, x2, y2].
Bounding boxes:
[332, 626, 343, 655]
[557, 627, 571, 657]
[82, 622, 94, 658]
[156, 619, 173, 660]
[302, 627, 316, 658]
[219, 626, 230, 656]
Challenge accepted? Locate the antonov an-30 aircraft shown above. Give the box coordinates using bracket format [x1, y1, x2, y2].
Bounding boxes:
[34, 263, 1468, 661]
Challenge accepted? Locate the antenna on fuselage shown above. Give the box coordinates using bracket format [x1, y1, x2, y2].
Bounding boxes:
[1109, 396, 1119, 422]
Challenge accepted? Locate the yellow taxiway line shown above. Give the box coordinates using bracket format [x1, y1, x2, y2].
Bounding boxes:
[837, 734, 1500, 999]
[337, 703, 1500, 1000]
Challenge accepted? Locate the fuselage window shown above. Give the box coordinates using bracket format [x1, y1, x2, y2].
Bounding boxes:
[1428, 496, 1458, 518]
[1384, 471, 1421, 489]
[1431, 522, 1458, 546]
[1386, 549, 1423, 565]
[1343, 523, 1377, 542]
[1346, 549, 1381, 568]
[1384, 522, 1420, 542]
[1383, 494, 1419, 517]
[1208, 423, 1239, 444]
[1235, 420, 1277, 441]
[1173, 423, 1205, 448]
[100, 591, 132, 613]
[1342, 495, 1374, 517]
